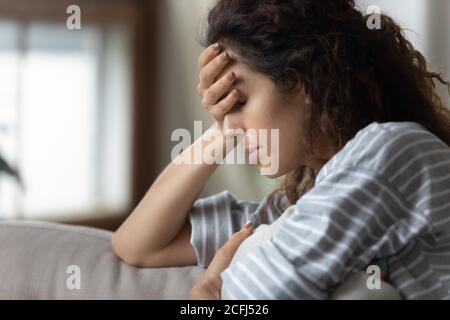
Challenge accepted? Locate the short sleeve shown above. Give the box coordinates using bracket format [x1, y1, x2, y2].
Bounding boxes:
[220, 166, 433, 300]
[188, 190, 290, 268]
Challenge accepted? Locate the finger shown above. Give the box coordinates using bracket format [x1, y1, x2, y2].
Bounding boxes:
[206, 89, 241, 120]
[198, 52, 231, 96]
[198, 43, 221, 69]
[206, 225, 254, 276]
[202, 72, 237, 106]
[221, 223, 254, 255]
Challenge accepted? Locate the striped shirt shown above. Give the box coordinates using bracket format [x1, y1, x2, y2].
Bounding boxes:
[188, 122, 450, 300]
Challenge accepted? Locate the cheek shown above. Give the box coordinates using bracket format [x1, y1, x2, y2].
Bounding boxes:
[279, 133, 303, 161]
[277, 115, 307, 168]
[243, 103, 275, 130]
[222, 116, 244, 132]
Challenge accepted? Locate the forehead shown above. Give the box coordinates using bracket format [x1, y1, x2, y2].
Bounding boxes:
[217, 51, 273, 90]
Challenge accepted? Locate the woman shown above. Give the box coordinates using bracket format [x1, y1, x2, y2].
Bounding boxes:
[112, 0, 450, 299]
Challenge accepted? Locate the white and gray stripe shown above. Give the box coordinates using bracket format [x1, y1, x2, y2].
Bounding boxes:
[189, 122, 450, 299]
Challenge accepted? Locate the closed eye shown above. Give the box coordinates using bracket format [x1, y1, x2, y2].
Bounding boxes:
[233, 100, 246, 111]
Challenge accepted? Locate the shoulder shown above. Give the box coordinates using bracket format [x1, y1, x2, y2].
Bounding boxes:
[318, 122, 450, 184]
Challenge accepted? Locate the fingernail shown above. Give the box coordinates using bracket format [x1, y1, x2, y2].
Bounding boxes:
[213, 43, 221, 51]
[243, 221, 253, 231]
[227, 72, 236, 81]
[221, 52, 229, 61]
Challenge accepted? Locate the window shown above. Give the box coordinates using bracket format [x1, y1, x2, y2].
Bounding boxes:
[0, 20, 133, 221]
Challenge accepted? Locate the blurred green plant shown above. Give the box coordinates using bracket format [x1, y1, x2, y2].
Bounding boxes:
[0, 153, 21, 185]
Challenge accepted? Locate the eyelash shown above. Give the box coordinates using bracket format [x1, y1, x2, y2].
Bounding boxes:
[234, 100, 246, 110]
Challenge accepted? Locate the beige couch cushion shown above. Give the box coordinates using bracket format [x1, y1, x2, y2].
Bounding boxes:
[0, 220, 204, 299]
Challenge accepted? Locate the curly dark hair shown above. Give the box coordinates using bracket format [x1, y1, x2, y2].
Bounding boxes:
[200, 0, 450, 221]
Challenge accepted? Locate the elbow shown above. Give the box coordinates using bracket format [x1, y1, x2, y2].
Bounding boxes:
[111, 232, 161, 268]
[111, 233, 130, 264]
[111, 232, 144, 267]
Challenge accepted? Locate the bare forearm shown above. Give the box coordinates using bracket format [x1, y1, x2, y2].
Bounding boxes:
[113, 42, 241, 267]
[112, 124, 229, 265]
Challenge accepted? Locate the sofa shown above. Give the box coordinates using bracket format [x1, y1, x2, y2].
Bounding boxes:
[0, 220, 401, 300]
[0, 220, 204, 299]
